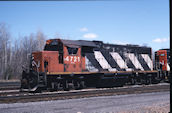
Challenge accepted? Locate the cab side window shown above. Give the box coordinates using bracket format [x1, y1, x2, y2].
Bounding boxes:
[67, 47, 78, 55]
[44, 61, 48, 72]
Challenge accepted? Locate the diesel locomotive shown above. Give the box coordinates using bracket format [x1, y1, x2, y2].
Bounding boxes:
[20, 39, 170, 92]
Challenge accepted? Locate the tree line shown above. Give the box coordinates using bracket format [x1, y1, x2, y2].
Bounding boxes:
[0, 23, 46, 80]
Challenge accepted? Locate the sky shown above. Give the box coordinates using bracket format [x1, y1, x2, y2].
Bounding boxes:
[0, 0, 169, 51]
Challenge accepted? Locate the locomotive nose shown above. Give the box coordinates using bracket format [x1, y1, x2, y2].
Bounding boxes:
[20, 70, 39, 92]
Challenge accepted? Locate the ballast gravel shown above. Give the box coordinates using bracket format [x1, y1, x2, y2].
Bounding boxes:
[0, 91, 169, 113]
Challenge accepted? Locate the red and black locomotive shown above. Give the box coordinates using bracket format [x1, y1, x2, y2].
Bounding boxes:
[155, 49, 170, 81]
[21, 39, 170, 92]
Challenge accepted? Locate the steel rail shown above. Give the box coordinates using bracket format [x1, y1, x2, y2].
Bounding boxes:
[0, 84, 169, 104]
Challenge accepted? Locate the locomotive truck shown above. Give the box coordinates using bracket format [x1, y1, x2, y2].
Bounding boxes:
[20, 39, 170, 92]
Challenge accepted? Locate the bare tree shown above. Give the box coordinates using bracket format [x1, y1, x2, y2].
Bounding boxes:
[0, 23, 47, 80]
[0, 23, 11, 79]
[11, 31, 46, 79]
[36, 30, 46, 51]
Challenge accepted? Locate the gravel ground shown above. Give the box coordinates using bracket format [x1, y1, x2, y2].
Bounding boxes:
[0, 91, 169, 113]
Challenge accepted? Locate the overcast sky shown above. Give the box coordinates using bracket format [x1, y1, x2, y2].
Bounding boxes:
[0, 0, 169, 51]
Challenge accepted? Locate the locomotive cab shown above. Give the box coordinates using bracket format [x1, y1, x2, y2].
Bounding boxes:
[20, 39, 86, 91]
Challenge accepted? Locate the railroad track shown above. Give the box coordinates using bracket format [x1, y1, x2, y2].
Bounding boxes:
[0, 83, 169, 103]
[0, 81, 20, 91]
[0, 80, 21, 96]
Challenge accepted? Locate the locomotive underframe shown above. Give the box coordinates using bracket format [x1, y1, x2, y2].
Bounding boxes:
[20, 70, 163, 92]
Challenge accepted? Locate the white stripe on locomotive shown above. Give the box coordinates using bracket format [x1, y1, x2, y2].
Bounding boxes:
[125, 53, 144, 71]
[167, 63, 170, 71]
[85, 56, 99, 72]
[94, 51, 116, 71]
[110, 52, 131, 70]
[141, 54, 153, 70]
[108, 68, 117, 72]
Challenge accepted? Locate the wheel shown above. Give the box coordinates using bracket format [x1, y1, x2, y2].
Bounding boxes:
[74, 81, 81, 90]
[63, 80, 70, 91]
[145, 74, 152, 85]
[49, 82, 57, 92]
[145, 77, 152, 85]
[80, 81, 86, 89]
[131, 78, 136, 85]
